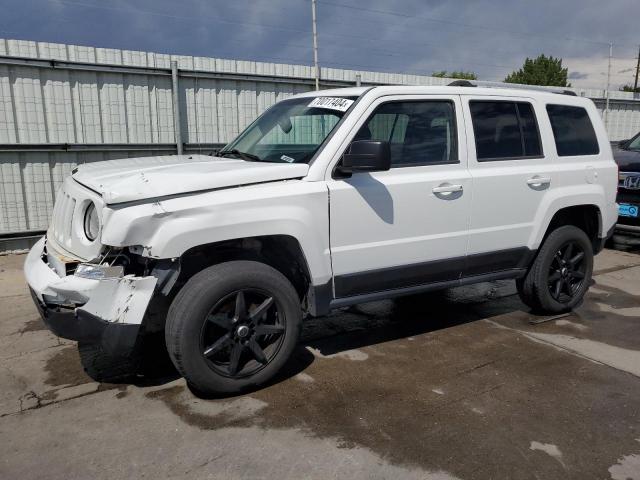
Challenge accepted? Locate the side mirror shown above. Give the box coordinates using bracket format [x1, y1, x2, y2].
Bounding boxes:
[339, 140, 391, 175]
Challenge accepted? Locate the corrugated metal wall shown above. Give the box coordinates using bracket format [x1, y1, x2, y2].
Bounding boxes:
[1, 38, 639, 245]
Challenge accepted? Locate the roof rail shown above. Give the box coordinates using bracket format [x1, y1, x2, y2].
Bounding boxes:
[447, 79, 578, 96]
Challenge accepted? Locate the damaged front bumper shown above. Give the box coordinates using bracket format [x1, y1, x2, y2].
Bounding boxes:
[25, 237, 158, 356]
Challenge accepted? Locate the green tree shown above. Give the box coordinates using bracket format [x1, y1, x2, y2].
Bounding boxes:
[620, 85, 640, 93]
[504, 54, 570, 87]
[432, 70, 477, 80]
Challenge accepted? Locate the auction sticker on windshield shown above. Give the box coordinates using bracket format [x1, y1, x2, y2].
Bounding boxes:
[308, 97, 354, 112]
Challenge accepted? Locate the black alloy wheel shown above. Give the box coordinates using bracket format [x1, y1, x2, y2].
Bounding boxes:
[201, 289, 286, 378]
[516, 225, 594, 314]
[166, 261, 302, 395]
[547, 241, 587, 302]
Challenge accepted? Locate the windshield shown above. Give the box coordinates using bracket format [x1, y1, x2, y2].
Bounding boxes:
[220, 96, 356, 163]
[628, 134, 640, 150]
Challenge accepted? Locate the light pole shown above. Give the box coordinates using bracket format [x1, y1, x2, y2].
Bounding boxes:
[634, 45, 640, 93]
[604, 42, 612, 129]
[311, 0, 320, 90]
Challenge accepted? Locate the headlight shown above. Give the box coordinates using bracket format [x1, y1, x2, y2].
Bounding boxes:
[83, 202, 100, 241]
[75, 264, 124, 280]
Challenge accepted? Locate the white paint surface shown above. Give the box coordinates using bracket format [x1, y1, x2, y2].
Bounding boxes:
[73, 155, 309, 204]
[326, 93, 473, 278]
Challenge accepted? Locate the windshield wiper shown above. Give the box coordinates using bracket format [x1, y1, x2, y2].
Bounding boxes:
[217, 149, 262, 162]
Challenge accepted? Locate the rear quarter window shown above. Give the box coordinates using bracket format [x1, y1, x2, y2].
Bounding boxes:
[546, 104, 599, 156]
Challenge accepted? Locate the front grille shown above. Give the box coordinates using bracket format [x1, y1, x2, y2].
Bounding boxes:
[47, 177, 104, 261]
[617, 191, 640, 204]
[51, 189, 77, 249]
[618, 216, 640, 227]
[619, 172, 640, 192]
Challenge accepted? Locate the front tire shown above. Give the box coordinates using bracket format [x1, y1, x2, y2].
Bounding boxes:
[517, 225, 593, 314]
[165, 261, 302, 396]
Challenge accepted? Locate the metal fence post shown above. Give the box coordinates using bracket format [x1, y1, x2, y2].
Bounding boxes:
[171, 61, 183, 155]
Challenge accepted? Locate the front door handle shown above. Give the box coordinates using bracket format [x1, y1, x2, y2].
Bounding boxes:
[527, 176, 551, 187]
[432, 183, 463, 194]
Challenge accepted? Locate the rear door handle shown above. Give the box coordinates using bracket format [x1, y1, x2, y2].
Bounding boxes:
[526, 176, 551, 186]
[432, 184, 463, 194]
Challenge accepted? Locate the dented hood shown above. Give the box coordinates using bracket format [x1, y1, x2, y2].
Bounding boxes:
[72, 155, 309, 204]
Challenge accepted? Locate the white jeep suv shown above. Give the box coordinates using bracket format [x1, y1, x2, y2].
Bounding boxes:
[25, 85, 618, 394]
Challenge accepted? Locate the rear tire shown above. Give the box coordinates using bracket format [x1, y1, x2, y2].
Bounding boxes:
[165, 261, 302, 396]
[517, 225, 593, 314]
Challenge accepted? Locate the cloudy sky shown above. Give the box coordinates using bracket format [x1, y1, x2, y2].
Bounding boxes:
[2, 0, 638, 89]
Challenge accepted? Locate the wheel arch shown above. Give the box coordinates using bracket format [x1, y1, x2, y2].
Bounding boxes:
[528, 182, 610, 252]
[539, 204, 602, 253]
[172, 235, 315, 310]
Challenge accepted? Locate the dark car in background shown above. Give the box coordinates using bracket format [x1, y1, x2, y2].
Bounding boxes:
[614, 132, 640, 235]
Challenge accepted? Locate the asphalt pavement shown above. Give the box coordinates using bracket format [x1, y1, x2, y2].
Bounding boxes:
[1, 247, 640, 479]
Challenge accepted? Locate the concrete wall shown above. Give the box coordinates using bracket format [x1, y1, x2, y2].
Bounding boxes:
[1, 38, 639, 247]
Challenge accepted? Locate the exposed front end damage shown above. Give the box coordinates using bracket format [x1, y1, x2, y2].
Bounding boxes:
[25, 236, 160, 356]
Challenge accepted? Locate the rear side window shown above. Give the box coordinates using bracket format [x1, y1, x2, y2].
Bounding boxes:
[546, 105, 599, 156]
[470, 101, 542, 161]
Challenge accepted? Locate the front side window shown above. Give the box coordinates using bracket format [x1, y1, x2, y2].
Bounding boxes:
[353, 100, 458, 167]
[470, 101, 542, 161]
[221, 96, 356, 163]
[546, 105, 599, 156]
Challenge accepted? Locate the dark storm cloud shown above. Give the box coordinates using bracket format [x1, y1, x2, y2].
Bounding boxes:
[1, 0, 637, 88]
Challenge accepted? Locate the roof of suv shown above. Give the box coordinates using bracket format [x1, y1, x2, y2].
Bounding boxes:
[293, 85, 589, 105]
